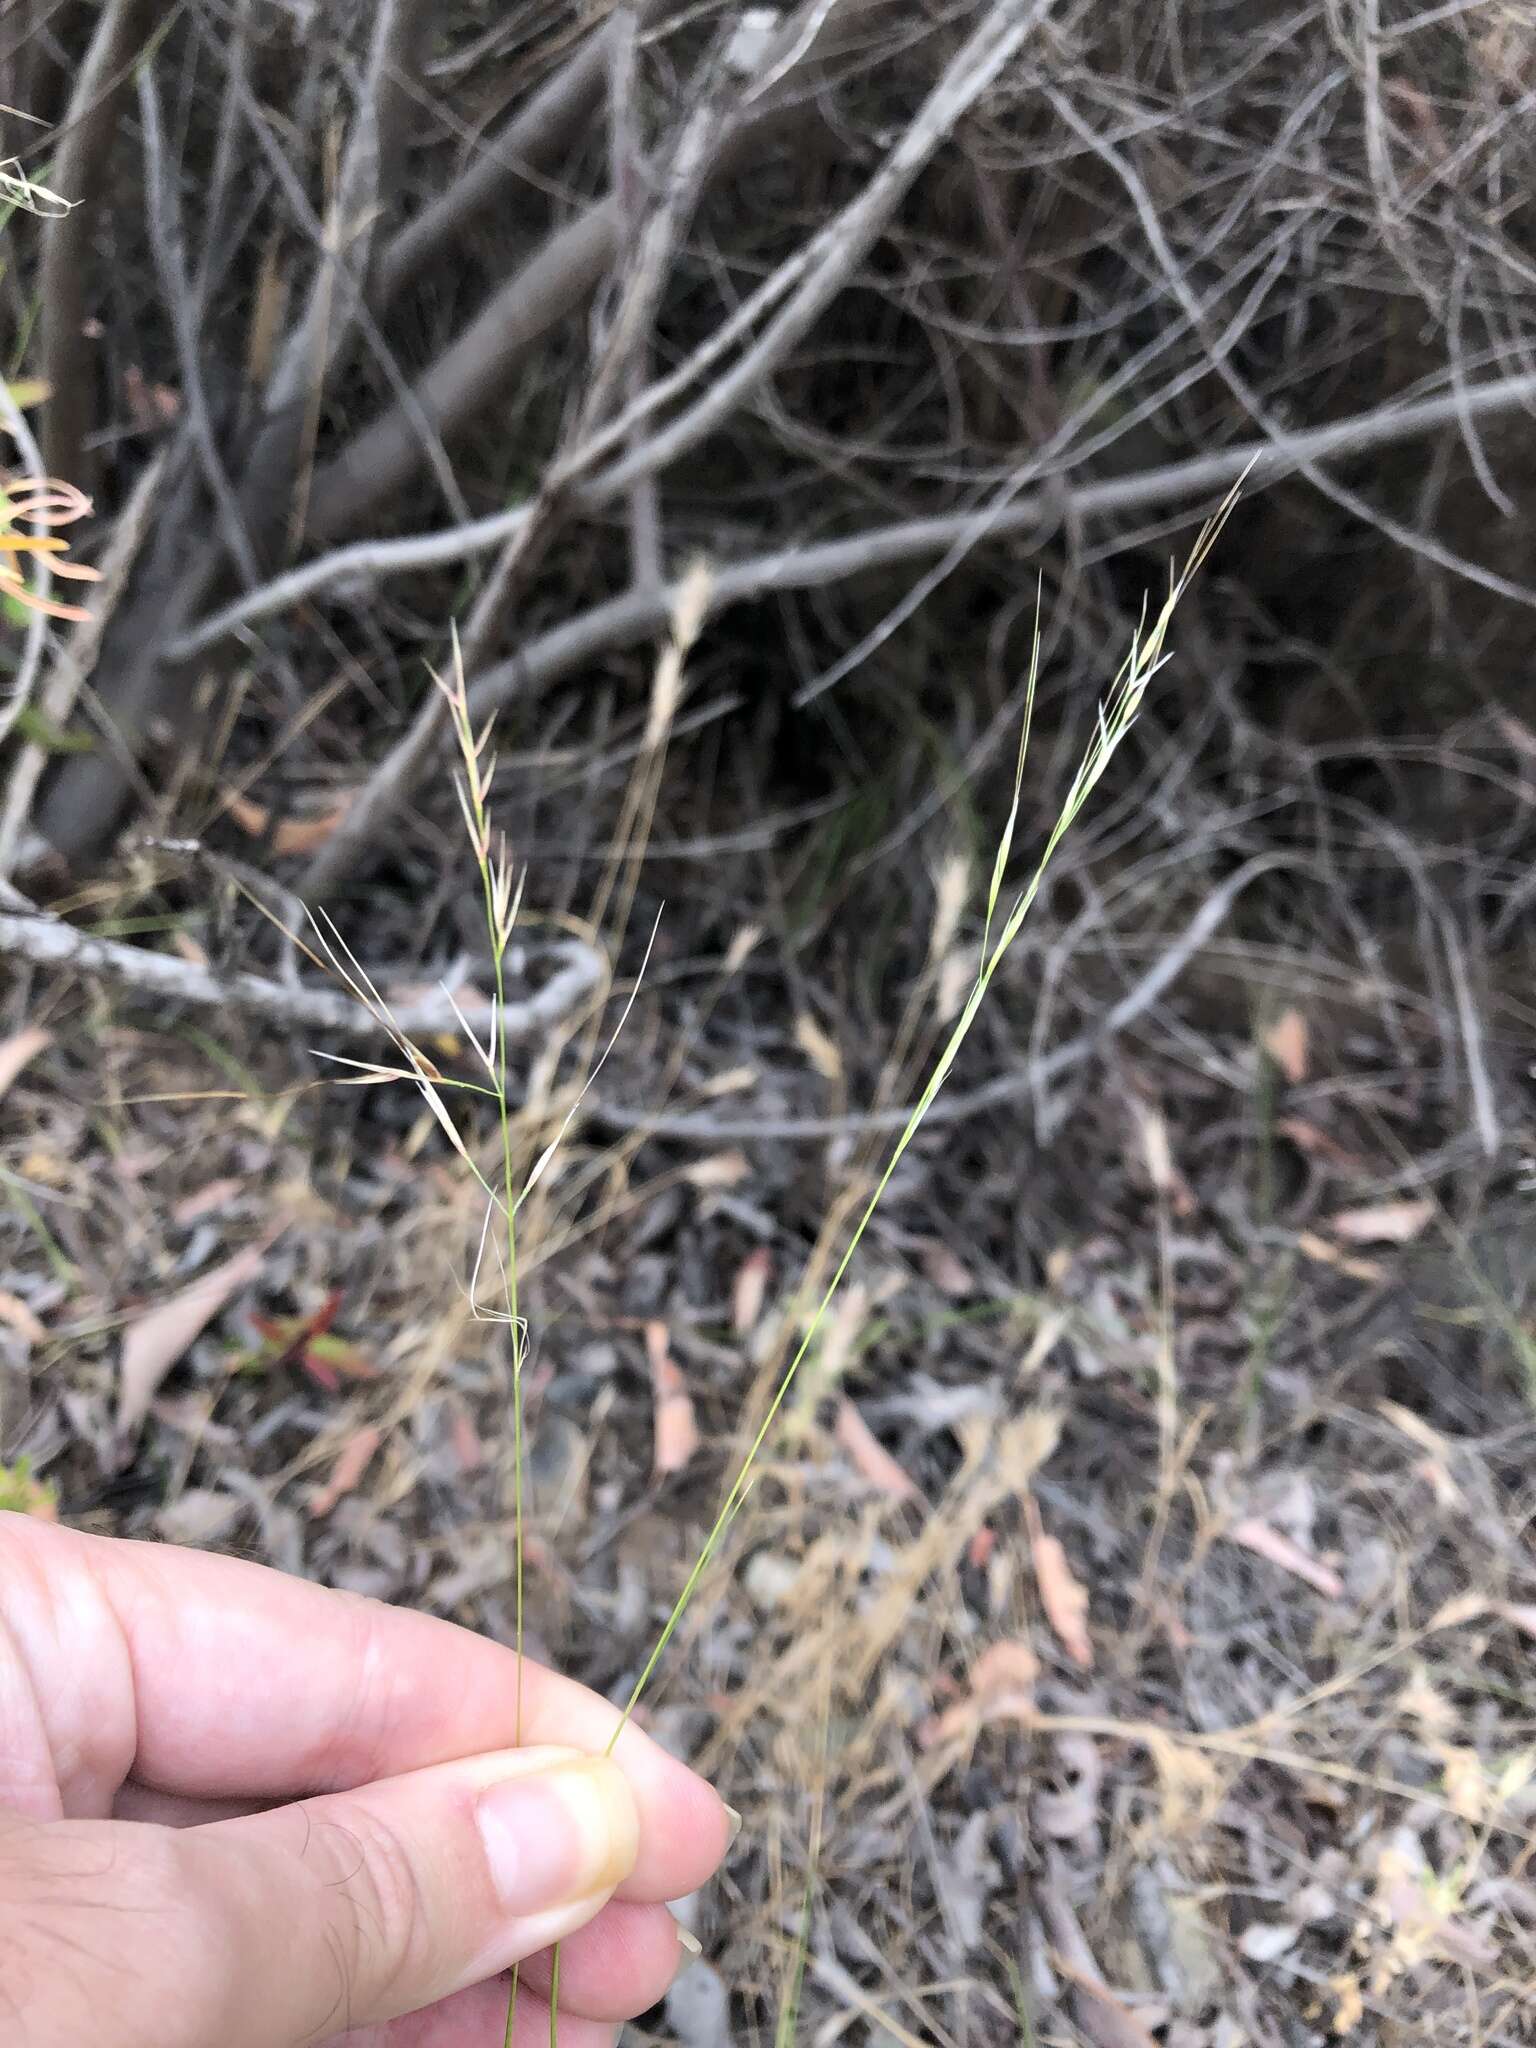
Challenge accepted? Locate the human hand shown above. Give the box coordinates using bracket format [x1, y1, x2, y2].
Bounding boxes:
[0, 1511, 732, 2047]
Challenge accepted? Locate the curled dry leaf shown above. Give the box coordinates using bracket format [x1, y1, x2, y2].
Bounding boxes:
[918, 1638, 1038, 1749]
[834, 1396, 921, 1503]
[1328, 1198, 1435, 1245]
[116, 1238, 275, 1444]
[1262, 1008, 1309, 1084]
[1027, 1499, 1094, 1668]
[1225, 1515, 1344, 1600]
[731, 1246, 772, 1336]
[309, 1424, 383, 1519]
[645, 1319, 699, 1476]
[0, 1026, 51, 1101]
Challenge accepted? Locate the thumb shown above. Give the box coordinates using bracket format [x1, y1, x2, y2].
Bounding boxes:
[0, 1745, 638, 2048]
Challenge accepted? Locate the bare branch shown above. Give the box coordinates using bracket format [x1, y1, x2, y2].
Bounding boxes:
[173, 364, 1536, 668]
[374, 0, 671, 313]
[0, 906, 604, 1044]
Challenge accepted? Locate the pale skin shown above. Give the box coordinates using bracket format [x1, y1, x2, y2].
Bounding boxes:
[0, 1511, 732, 2048]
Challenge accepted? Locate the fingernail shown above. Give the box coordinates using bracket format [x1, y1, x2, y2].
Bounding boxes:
[477, 1758, 638, 1916]
[723, 1803, 743, 1844]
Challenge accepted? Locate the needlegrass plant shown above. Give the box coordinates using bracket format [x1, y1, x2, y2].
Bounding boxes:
[309, 493, 1235, 2047]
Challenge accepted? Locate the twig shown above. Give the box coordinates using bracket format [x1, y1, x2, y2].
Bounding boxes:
[592, 0, 1050, 503]
[0, 905, 603, 1042]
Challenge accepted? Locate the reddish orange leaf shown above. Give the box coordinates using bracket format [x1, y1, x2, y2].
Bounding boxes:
[1263, 1008, 1309, 1084]
[834, 1396, 921, 1503]
[309, 1425, 382, 1519]
[1027, 1499, 1093, 1668]
[731, 1247, 771, 1335]
[1225, 1516, 1344, 1600]
[645, 1319, 699, 1476]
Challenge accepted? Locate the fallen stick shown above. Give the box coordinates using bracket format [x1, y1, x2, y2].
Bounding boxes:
[0, 908, 603, 1043]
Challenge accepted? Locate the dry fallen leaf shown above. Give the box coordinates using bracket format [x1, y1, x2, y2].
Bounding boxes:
[1027, 1498, 1094, 1668]
[834, 1396, 921, 1503]
[918, 1637, 1039, 1748]
[1263, 1008, 1309, 1084]
[116, 1238, 273, 1443]
[645, 1319, 699, 1476]
[917, 1237, 976, 1298]
[224, 789, 354, 857]
[449, 1399, 485, 1474]
[0, 1026, 51, 1101]
[731, 1247, 772, 1336]
[1295, 1228, 1383, 1283]
[794, 1011, 842, 1083]
[1328, 1198, 1435, 1246]
[309, 1424, 382, 1519]
[1225, 1515, 1344, 1600]
[681, 1150, 750, 1190]
[172, 1177, 245, 1226]
[1130, 1097, 1196, 1216]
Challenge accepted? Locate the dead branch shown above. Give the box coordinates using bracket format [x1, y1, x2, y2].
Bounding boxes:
[301, 0, 879, 544]
[0, 906, 604, 1043]
[374, 0, 671, 313]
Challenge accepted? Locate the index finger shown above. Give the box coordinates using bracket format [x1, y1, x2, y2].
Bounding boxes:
[2, 1515, 728, 1903]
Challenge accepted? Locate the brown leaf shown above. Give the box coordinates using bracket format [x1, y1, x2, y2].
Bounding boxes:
[645, 1320, 699, 1476]
[794, 1011, 842, 1083]
[1328, 1198, 1434, 1246]
[309, 1424, 382, 1519]
[1027, 1500, 1094, 1668]
[1225, 1515, 1344, 1600]
[681, 1149, 750, 1190]
[172, 1177, 245, 1225]
[1295, 1228, 1383, 1283]
[731, 1247, 772, 1336]
[918, 1638, 1039, 1747]
[449, 1399, 485, 1474]
[917, 1238, 976, 1298]
[1129, 1097, 1196, 1217]
[834, 1397, 921, 1503]
[116, 1239, 272, 1442]
[225, 789, 353, 858]
[1263, 1008, 1309, 1084]
[0, 1026, 51, 1101]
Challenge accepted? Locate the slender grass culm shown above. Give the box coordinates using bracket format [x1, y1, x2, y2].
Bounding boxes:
[312, 492, 1235, 2048]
